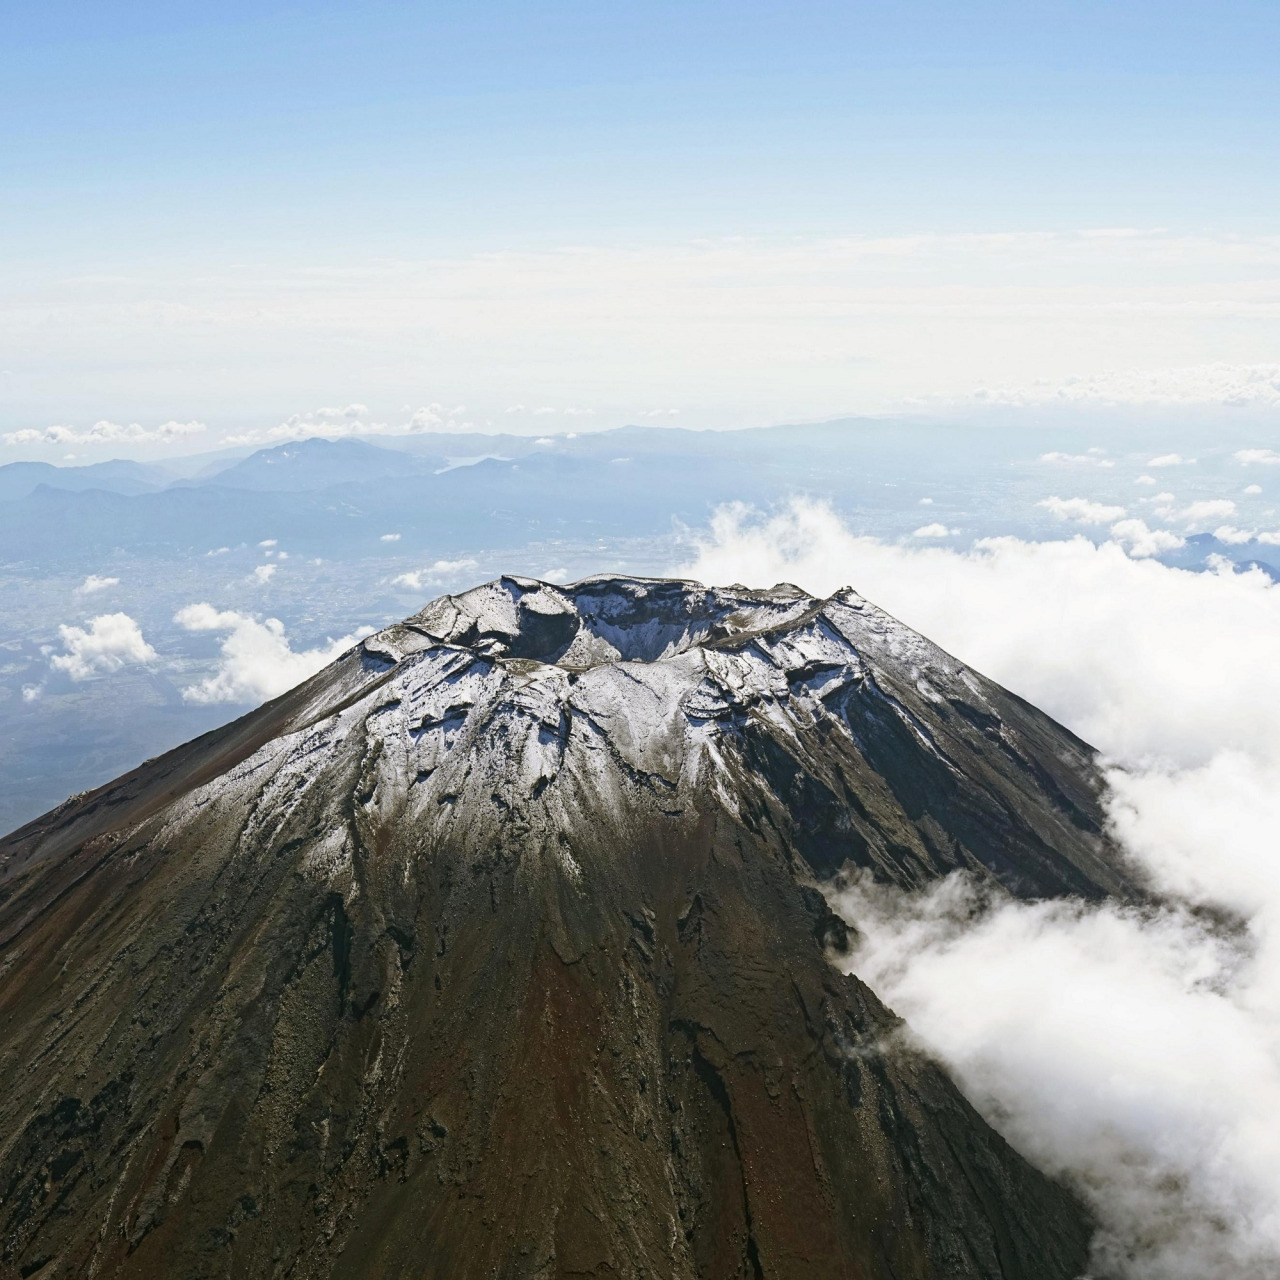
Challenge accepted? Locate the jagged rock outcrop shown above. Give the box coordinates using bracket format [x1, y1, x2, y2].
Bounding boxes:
[0, 576, 1133, 1279]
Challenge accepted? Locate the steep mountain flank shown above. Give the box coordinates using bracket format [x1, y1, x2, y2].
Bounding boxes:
[0, 576, 1133, 1279]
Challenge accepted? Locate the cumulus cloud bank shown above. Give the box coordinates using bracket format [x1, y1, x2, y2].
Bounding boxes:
[3, 420, 204, 447]
[174, 605, 372, 704]
[223, 402, 475, 447]
[1107, 518, 1186, 557]
[678, 498, 1280, 1277]
[49, 613, 157, 680]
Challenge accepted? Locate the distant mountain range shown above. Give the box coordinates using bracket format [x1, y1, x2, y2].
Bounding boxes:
[2, 422, 1276, 574]
[0, 457, 169, 502]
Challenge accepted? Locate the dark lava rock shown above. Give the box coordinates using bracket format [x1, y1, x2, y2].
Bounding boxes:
[0, 576, 1132, 1279]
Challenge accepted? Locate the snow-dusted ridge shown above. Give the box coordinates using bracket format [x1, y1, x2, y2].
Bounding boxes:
[135, 573, 1132, 906]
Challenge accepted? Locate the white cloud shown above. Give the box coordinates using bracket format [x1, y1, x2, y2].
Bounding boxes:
[49, 613, 157, 680]
[1148, 496, 1241, 529]
[677, 497, 1280, 1273]
[1237, 449, 1280, 466]
[405, 403, 473, 432]
[3, 420, 205, 448]
[1148, 452, 1194, 467]
[174, 604, 372, 704]
[1135, 474, 1158, 485]
[251, 564, 277, 585]
[1215, 526, 1257, 545]
[831, 870, 1280, 1279]
[77, 574, 120, 594]
[1246, 484, 1264, 495]
[380, 533, 401, 542]
[1179, 498, 1237, 526]
[1038, 451, 1116, 468]
[258, 539, 277, 547]
[391, 558, 478, 592]
[1038, 496, 1126, 524]
[1108, 518, 1186, 558]
[911, 522, 957, 539]
[223, 402, 475, 447]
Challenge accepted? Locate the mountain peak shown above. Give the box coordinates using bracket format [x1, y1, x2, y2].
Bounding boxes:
[0, 576, 1131, 1278]
[351, 574, 1125, 899]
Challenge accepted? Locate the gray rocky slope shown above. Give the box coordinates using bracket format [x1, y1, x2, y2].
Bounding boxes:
[0, 576, 1135, 1279]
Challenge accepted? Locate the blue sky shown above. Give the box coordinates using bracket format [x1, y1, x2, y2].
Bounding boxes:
[8, 0, 1279, 252]
[3, 1, 1279, 450]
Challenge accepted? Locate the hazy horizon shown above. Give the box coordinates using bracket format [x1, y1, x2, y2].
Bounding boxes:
[4, 2, 1279, 455]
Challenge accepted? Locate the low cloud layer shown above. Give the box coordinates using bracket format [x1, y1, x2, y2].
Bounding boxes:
[9, 230, 1280, 440]
[174, 604, 372, 704]
[981, 362, 1280, 411]
[833, 873, 1280, 1279]
[49, 613, 157, 681]
[678, 498, 1280, 1277]
[3, 420, 205, 448]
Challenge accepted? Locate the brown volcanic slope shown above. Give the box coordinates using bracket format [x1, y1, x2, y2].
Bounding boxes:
[0, 577, 1134, 1280]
